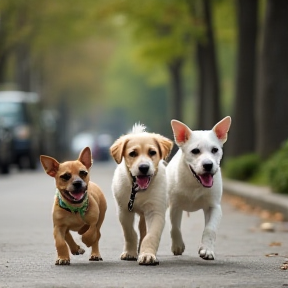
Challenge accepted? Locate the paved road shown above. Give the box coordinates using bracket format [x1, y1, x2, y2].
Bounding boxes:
[0, 162, 287, 288]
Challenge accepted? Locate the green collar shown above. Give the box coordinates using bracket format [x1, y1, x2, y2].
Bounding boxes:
[56, 189, 89, 220]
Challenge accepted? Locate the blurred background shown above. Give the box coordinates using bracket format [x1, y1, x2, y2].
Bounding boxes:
[0, 0, 288, 191]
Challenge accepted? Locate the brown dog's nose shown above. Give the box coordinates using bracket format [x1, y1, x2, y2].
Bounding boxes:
[73, 180, 83, 189]
[139, 164, 149, 175]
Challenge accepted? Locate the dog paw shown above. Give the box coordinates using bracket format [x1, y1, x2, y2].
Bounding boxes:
[171, 242, 185, 255]
[120, 252, 137, 261]
[89, 255, 103, 261]
[198, 247, 215, 260]
[138, 253, 159, 266]
[72, 247, 85, 255]
[55, 258, 70, 265]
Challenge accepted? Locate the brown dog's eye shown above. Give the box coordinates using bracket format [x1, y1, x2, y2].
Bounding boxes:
[60, 173, 71, 181]
[79, 170, 88, 177]
[129, 151, 137, 157]
[149, 150, 157, 157]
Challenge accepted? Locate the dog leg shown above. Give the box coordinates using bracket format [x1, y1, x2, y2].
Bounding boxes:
[170, 204, 185, 255]
[82, 225, 97, 248]
[138, 212, 165, 265]
[199, 205, 222, 260]
[138, 214, 147, 253]
[119, 210, 138, 261]
[65, 231, 85, 255]
[89, 227, 103, 261]
[54, 226, 70, 265]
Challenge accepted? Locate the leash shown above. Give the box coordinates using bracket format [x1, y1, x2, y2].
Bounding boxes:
[128, 176, 140, 212]
[56, 189, 89, 220]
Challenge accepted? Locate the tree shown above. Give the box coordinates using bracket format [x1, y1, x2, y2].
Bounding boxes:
[229, 0, 258, 156]
[256, 0, 288, 158]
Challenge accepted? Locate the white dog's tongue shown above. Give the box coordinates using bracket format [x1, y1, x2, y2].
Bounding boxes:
[199, 174, 213, 188]
[136, 176, 150, 190]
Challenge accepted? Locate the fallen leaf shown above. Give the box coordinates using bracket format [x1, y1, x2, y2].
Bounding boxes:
[269, 242, 282, 247]
[265, 253, 279, 257]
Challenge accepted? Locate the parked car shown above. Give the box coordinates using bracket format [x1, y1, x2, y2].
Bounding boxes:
[0, 91, 41, 170]
[92, 134, 112, 161]
[0, 119, 12, 174]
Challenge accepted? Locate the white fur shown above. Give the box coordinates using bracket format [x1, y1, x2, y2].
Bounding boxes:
[112, 159, 167, 264]
[167, 117, 231, 260]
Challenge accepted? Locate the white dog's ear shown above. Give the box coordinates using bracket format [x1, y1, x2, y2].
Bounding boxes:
[110, 136, 128, 164]
[154, 135, 174, 160]
[78, 147, 93, 169]
[212, 116, 232, 144]
[40, 155, 60, 177]
[171, 120, 191, 146]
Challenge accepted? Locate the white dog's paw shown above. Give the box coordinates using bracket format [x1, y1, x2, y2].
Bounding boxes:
[198, 246, 215, 260]
[138, 252, 159, 266]
[120, 251, 137, 261]
[171, 241, 185, 255]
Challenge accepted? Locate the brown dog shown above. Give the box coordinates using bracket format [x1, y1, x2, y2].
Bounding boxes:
[40, 147, 107, 265]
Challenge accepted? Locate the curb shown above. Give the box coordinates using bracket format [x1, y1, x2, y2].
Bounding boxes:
[223, 179, 288, 221]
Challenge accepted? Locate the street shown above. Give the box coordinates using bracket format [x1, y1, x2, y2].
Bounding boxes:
[0, 162, 288, 288]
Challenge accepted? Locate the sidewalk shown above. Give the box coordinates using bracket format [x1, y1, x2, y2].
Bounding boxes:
[223, 179, 288, 221]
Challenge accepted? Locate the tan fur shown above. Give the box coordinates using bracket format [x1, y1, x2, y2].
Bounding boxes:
[110, 127, 173, 265]
[40, 147, 107, 265]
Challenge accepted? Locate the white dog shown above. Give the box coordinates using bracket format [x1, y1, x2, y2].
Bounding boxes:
[110, 124, 173, 265]
[167, 116, 231, 260]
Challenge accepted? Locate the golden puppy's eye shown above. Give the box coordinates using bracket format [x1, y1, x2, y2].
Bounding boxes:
[60, 173, 71, 181]
[79, 170, 88, 177]
[129, 151, 137, 157]
[149, 150, 157, 157]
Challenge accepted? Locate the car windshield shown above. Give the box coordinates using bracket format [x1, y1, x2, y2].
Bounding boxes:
[0, 102, 24, 126]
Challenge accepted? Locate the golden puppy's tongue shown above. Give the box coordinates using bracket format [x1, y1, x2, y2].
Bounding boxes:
[199, 174, 213, 188]
[136, 176, 151, 190]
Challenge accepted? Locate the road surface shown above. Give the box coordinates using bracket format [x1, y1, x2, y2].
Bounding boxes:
[0, 162, 287, 287]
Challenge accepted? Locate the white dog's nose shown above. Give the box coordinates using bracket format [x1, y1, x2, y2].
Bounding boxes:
[203, 161, 213, 172]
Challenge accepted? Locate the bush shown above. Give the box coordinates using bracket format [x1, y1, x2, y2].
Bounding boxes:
[266, 140, 288, 194]
[223, 154, 261, 181]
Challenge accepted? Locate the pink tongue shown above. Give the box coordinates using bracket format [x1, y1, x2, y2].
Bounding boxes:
[71, 192, 85, 201]
[199, 174, 213, 188]
[136, 176, 150, 190]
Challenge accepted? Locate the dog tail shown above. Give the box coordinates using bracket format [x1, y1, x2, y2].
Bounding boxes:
[131, 123, 146, 134]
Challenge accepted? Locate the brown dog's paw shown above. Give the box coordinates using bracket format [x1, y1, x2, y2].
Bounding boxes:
[89, 255, 103, 261]
[138, 253, 159, 266]
[120, 252, 137, 261]
[72, 247, 85, 255]
[55, 258, 70, 265]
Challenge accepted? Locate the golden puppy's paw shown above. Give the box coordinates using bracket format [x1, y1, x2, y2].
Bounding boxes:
[89, 255, 103, 261]
[171, 242, 185, 255]
[138, 253, 159, 266]
[120, 252, 137, 261]
[198, 246, 215, 260]
[72, 247, 85, 255]
[55, 258, 70, 265]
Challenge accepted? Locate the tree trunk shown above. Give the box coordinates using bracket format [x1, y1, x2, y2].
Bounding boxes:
[168, 57, 184, 121]
[256, 0, 288, 158]
[228, 0, 258, 157]
[196, 0, 220, 130]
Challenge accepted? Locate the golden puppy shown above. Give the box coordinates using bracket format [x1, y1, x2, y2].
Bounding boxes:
[40, 147, 107, 265]
[110, 124, 173, 265]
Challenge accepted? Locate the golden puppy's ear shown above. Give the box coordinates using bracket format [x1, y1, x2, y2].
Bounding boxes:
[40, 155, 60, 177]
[78, 147, 93, 169]
[154, 135, 174, 160]
[110, 136, 128, 164]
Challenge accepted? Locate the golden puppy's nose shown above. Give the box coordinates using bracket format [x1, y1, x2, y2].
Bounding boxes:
[138, 164, 149, 175]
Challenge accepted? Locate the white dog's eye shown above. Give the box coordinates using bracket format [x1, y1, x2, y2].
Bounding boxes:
[211, 147, 218, 154]
[149, 150, 157, 157]
[129, 151, 137, 157]
[191, 148, 200, 154]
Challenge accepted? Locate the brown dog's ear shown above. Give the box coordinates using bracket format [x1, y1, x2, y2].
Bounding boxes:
[110, 136, 128, 164]
[78, 147, 93, 169]
[154, 134, 174, 160]
[212, 116, 232, 144]
[171, 119, 191, 146]
[40, 155, 60, 177]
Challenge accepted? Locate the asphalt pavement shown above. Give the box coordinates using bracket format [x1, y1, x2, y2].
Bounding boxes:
[0, 162, 287, 288]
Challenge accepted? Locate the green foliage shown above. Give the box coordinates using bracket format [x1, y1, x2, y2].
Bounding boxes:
[223, 154, 261, 181]
[266, 140, 288, 194]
